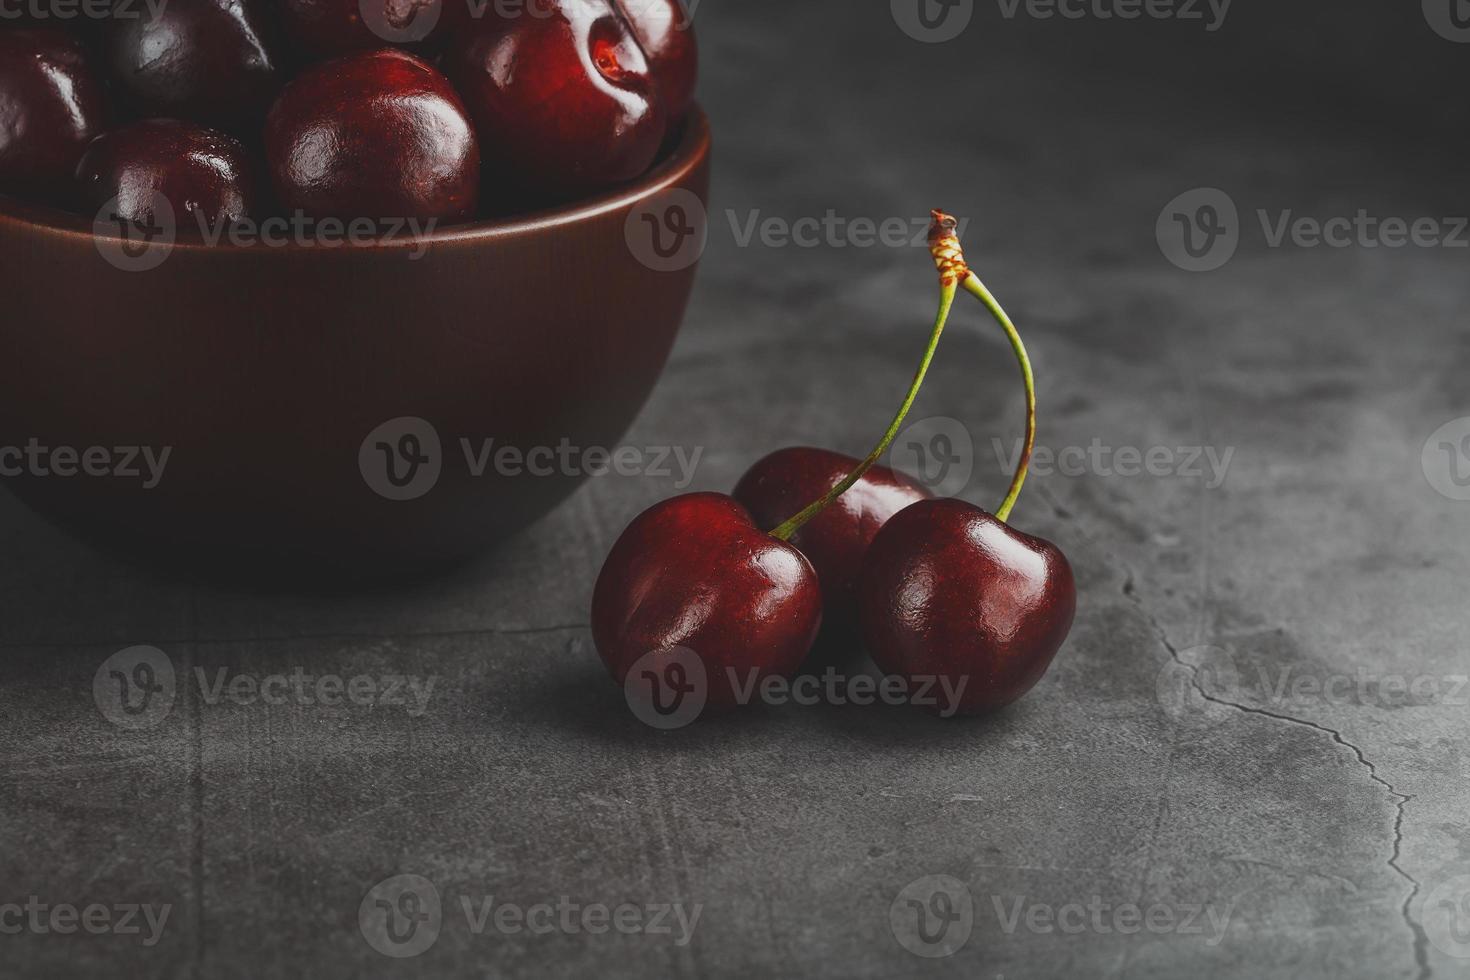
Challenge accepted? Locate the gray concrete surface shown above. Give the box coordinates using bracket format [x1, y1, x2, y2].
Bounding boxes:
[4, 2, 1470, 977]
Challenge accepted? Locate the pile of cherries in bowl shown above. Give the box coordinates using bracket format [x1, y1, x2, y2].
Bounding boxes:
[0, 0, 696, 231]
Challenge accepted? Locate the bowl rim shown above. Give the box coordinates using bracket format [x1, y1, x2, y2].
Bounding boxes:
[0, 105, 710, 254]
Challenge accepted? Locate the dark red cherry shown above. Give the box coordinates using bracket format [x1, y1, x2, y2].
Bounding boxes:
[446, 0, 666, 204]
[0, 29, 106, 204]
[857, 498, 1076, 716]
[76, 119, 258, 230]
[611, 0, 695, 120]
[264, 48, 479, 224]
[101, 0, 283, 130]
[592, 493, 823, 711]
[733, 447, 930, 647]
[278, 0, 450, 57]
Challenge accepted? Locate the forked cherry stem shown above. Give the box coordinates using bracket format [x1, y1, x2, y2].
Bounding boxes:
[768, 210, 1037, 541]
[768, 279, 956, 541]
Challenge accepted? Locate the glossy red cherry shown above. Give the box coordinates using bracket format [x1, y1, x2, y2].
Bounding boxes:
[0, 29, 106, 204]
[592, 493, 823, 711]
[446, 0, 666, 204]
[857, 498, 1076, 716]
[733, 447, 930, 644]
[76, 119, 259, 229]
[264, 48, 480, 223]
[611, 0, 696, 120]
[278, 0, 450, 57]
[101, 0, 284, 130]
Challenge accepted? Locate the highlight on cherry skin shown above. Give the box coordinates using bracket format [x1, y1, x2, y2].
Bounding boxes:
[857, 497, 1076, 717]
[590, 492, 823, 712]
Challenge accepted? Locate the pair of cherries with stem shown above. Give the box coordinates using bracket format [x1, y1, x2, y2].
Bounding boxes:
[592, 212, 1076, 718]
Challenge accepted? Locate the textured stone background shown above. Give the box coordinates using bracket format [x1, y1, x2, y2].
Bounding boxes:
[4, 1, 1470, 977]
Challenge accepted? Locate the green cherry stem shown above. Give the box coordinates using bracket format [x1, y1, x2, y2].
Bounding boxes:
[961, 270, 1035, 523]
[768, 279, 958, 542]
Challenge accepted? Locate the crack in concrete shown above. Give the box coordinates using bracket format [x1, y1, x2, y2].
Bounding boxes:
[1035, 485, 1431, 980]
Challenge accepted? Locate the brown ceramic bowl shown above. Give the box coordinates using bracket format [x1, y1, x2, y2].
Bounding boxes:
[0, 109, 710, 580]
